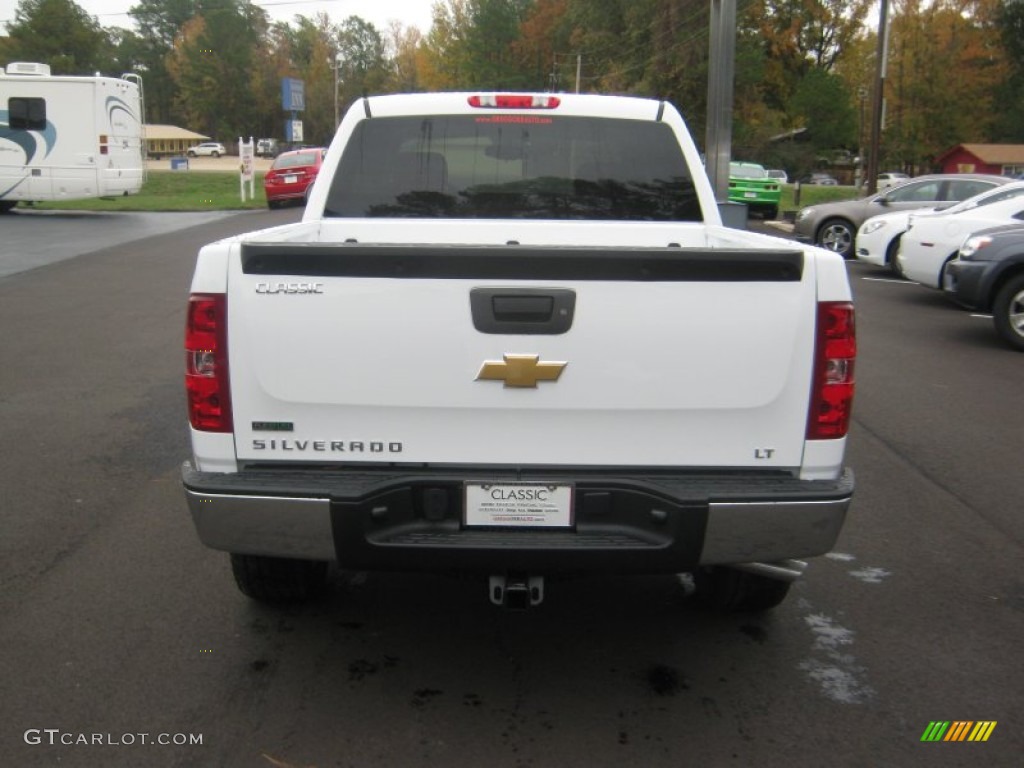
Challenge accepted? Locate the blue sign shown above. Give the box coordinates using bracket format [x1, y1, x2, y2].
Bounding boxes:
[281, 78, 305, 112]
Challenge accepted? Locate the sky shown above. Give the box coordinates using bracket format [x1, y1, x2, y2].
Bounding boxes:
[0, 0, 437, 35]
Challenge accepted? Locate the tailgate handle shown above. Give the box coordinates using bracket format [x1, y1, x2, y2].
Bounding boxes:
[470, 288, 576, 335]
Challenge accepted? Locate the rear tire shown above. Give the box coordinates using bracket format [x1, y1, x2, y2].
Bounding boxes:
[693, 567, 792, 611]
[765, 205, 778, 221]
[992, 273, 1024, 351]
[0, 200, 16, 213]
[230, 554, 328, 604]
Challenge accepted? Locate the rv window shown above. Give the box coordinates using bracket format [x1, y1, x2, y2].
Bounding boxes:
[9, 98, 46, 130]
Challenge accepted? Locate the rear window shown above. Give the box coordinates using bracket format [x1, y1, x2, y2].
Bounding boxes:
[730, 164, 767, 179]
[272, 151, 320, 169]
[324, 115, 700, 221]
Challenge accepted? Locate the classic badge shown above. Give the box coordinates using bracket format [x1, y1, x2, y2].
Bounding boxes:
[475, 354, 567, 388]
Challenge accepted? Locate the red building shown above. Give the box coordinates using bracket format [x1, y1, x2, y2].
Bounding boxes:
[935, 144, 1024, 176]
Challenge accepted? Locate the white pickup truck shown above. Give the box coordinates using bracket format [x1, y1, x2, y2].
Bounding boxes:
[183, 92, 855, 611]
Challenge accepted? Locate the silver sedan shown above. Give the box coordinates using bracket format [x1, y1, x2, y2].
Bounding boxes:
[793, 173, 1007, 259]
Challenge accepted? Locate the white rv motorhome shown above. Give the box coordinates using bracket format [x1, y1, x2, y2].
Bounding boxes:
[0, 62, 144, 213]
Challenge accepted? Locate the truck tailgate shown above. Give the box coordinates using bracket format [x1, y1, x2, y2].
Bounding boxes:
[227, 242, 815, 469]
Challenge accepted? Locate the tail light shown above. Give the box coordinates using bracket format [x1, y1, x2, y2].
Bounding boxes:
[186, 294, 232, 432]
[807, 302, 856, 439]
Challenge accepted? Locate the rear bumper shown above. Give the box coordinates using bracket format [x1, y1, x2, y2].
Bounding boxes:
[182, 463, 853, 573]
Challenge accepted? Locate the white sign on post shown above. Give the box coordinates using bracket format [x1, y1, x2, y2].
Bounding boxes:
[239, 136, 255, 201]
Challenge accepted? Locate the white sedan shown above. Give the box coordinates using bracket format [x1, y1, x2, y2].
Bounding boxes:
[856, 180, 1024, 275]
[898, 192, 1024, 288]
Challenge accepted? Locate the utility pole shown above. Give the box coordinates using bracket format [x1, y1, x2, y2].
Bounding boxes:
[705, 0, 737, 203]
[866, 0, 889, 196]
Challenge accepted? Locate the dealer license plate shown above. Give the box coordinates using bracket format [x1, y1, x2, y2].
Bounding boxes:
[464, 483, 573, 528]
[284, 174, 298, 184]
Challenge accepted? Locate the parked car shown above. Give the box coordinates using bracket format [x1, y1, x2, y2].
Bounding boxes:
[263, 147, 326, 208]
[897, 194, 1024, 288]
[256, 138, 280, 158]
[875, 172, 911, 190]
[943, 223, 1024, 350]
[727, 161, 781, 219]
[187, 142, 227, 158]
[855, 178, 1020, 275]
[766, 169, 789, 183]
[794, 173, 1008, 259]
[801, 173, 839, 186]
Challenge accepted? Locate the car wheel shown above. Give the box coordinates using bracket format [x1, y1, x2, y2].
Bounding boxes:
[187, 151, 196, 158]
[992, 273, 1024, 351]
[0, 200, 16, 214]
[692, 566, 792, 611]
[267, 199, 281, 210]
[230, 553, 328, 604]
[765, 206, 778, 221]
[817, 218, 855, 258]
[887, 235, 906, 278]
[211, 151, 220, 158]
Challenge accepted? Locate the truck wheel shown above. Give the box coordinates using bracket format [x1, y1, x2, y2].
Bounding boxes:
[817, 219, 854, 259]
[693, 566, 792, 611]
[230, 553, 328, 604]
[992, 273, 1024, 351]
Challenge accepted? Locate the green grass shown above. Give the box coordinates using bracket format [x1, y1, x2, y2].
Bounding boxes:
[31, 170, 269, 212]
[781, 183, 862, 212]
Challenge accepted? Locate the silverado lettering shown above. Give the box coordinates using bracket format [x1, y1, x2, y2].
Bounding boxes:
[252, 439, 403, 453]
[183, 91, 855, 611]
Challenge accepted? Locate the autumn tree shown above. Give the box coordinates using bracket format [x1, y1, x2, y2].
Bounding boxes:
[387, 21, 424, 92]
[884, 0, 1006, 168]
[164, 0, 270, 142]
[128, 0, 206, 123]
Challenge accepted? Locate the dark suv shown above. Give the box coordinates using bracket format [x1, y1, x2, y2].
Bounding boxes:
[944, 222, 1024, 351]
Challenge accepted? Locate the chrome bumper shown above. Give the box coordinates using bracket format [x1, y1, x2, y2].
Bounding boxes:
[183, 464, 852, 571]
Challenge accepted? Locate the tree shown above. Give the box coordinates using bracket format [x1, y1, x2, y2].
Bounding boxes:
[336, 15, 391, 102]
[164, 0, 269, 141]
[990, 0, 1024, 140]
[884, 0, 1006, 168]
[4, 0, 113, 75]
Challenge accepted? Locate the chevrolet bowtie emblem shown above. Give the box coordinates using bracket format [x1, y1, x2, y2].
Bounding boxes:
[475, 354, 567, 388]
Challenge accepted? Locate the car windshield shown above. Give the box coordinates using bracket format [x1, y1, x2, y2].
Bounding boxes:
[273, 152, 319, 169]
[324, 115, 700, 221]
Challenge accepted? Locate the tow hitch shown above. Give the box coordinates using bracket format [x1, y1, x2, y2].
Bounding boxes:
[489, 574, 544, 609]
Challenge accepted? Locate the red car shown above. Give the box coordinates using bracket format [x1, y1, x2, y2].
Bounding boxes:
[263, 148, 326, 208]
